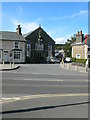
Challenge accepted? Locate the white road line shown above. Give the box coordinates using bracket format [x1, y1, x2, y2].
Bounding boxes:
[2, 71, 70, 76]
[2, 77, 88, 82]
[23, 78, 64, 82]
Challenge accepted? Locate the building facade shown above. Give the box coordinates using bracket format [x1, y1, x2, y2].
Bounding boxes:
[72, 31, 88, 59]
[0, 25, 26, 63]
[85, 34, 90, 67]
[24, 26, 55, 63]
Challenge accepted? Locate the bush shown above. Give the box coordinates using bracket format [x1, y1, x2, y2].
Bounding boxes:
[72, 57, 76, 62]
[76, 59, 87, 63]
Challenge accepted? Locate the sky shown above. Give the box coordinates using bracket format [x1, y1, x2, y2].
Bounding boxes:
[1, 2, 88, 44]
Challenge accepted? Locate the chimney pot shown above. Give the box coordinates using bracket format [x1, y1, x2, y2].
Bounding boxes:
[16, 25, 22, 35]
[80, 30, 82, 35]
[77, 31, 79, 35]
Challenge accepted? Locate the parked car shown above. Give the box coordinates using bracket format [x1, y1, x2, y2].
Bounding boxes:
[64, 57, 72, 63]
[46, 57, 60, 63]
[51, 57, 60, 63]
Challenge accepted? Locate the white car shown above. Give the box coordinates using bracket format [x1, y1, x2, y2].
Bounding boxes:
[51, 57, 60, 63]
[46, 57, 60, 63]
[65, 57, 72, 63]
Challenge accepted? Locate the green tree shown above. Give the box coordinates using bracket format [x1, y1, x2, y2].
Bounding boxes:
[63, 39, 72, 57]
[63, 34, 76, 57]
[55, 44, 64, 50]
[71, 34, 76, 43]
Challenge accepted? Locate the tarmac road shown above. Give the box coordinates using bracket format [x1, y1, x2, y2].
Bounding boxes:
[1, 64, 89, 118]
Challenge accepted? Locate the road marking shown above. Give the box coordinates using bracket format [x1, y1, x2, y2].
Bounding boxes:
[0, 93, 89, 104]
[22, 78, 64, 82]
[2, 76, 88, 82]
[3, 71, 84, 76]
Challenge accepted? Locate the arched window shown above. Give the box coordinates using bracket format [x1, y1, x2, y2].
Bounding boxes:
[48, 42, 52, 57]
[35, 38, 44, 50]
[27, 41, 31, 57]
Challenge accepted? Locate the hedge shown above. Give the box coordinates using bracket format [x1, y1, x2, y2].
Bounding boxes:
[72, 57, 87, 63]
[76, 59, 87, 63]
[72, 57, 76, 62]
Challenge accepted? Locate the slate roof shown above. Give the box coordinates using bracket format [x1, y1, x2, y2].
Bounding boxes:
[0, 31, 26, 42]
[23, 26, 55, 43]
[23, 31, 33, 38]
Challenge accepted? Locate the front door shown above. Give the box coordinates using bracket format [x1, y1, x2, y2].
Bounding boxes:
[4, 51, 9, 62]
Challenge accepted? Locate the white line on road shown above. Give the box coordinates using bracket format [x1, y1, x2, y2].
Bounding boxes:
[3, 77, 88, 82]
[3, 70, 88, 76]
[23, 78, 64, 82]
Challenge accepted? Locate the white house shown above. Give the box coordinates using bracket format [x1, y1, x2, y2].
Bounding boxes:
[0, 25, 26, 63]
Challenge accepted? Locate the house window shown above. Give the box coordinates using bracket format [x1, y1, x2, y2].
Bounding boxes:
[40, 42, 44, 50]
[35, 42, 44, 50]
[35, 43, 38, 50]
[27, 43, 31, 57]
[27, 44, 31, 51]
[0, 51, 1, 59]
[15, 42, 18, 48]
[14, 51, 20, 59]
[48, 45, 52, 51]
[48, 42, 52, 57]
[76, 54, 80, 59]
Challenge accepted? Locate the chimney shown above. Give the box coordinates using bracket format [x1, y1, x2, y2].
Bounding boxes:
[16, 25, 22, 35]
[77, 31, 79, 35]
[80, 30, 82, 35]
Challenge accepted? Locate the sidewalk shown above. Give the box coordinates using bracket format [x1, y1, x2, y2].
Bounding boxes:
[59, 63, 88, 73]
[0, 63, 20, 71]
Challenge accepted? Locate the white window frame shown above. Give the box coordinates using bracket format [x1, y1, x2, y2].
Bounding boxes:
[14, 51, 21, 59]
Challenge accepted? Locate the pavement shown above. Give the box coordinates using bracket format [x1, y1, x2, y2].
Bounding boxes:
[59, 62, 89, 73]
[0, 62, 89, 73]
[0, 63, 20, 71]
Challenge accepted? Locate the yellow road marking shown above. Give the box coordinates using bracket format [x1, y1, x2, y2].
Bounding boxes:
[0, 93, 89, 104]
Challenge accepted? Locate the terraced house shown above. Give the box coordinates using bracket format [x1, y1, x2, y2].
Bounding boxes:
[0, 25, 55, 63]
[0, 25, 26, 63]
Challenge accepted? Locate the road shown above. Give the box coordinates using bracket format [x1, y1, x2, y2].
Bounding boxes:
[1, 64, 89, 118]
[2, 64, 88, 97]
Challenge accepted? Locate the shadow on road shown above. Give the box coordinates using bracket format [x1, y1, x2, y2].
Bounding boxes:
[1, 101, 90, 115]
